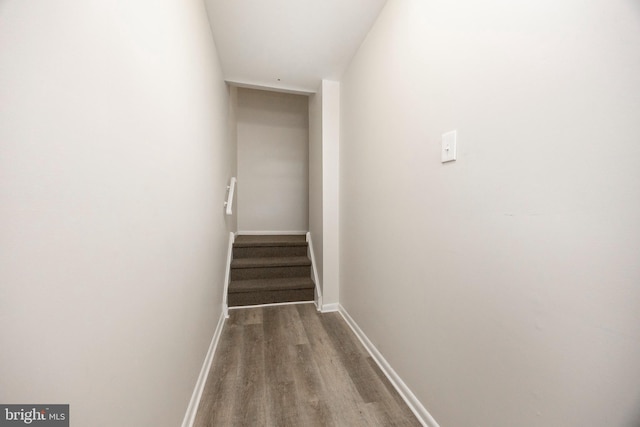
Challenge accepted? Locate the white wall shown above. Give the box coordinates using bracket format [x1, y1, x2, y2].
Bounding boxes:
[236, 88, 309, 233]
[0, 1, 234, 426]
[308, 81, 340, 306]
[227, 85, 239, 231]
[340, 1, 640, 426]
[309, 88, 324, 288]
[321, 81, 340, 305]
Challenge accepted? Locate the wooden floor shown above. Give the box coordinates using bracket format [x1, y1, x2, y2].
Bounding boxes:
[194, 303, 421, 427]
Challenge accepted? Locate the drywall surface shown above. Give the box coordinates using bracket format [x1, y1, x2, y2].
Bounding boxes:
[0, 1, 233, 426]
[321, 81, 340, 305]
[236, 88, 309, 232]
[309, 88, 324, 292]
[308, 80, 341, 305]
[226, 85, 239, 231]
[339, 0, 640, 426]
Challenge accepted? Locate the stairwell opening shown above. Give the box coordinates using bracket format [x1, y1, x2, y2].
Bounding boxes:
[226, 85, 314, 307]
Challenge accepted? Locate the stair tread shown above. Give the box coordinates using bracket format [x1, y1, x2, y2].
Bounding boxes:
[234, 234, 307, 247]
[231, 256, 311, 269]
[229, 277, 314, 293]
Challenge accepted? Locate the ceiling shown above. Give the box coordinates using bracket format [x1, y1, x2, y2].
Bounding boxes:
[204, 0, 388, 94]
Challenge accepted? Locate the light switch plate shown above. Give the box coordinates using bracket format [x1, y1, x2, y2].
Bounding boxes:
[441, 130, 457, 163]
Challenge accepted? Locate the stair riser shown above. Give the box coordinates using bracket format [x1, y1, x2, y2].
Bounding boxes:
[230, 265, 310, 281]
[233, 246, 307, 258]
[228, 278, 315, 294]
[228, 289, 314, 307]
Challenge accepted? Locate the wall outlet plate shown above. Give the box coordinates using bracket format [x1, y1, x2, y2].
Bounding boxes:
[441, 130, 457, 163]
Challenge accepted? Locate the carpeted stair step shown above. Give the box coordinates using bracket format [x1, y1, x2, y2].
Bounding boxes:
[228, 276, 314, 307]
[233, 235, 308, 258]
[230, 256, 311, 280]
[229, 277, 314, 294]
[227, 234, 315, 307]
[228, 287, 314, 306]
[233, 245, 307, 258]
[233, 234, 307, 247]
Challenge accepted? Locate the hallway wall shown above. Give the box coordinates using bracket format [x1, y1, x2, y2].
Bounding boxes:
[309, 80, 340, 305]
[309, 88, 324, 291]
[236, 88, 309, 233]
[339, 0, 640, 426]
[0, 0, 234, 425]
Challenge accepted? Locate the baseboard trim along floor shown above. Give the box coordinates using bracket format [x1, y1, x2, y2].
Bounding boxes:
[338, 305, 441, 427]
[182, 302, 440, 427]
[181, 310, 226, 427]
[236, 230, 308, 235]
[321, 302, 340, 312]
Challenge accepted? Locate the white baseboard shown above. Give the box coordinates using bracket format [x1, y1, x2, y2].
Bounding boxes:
[181, 310, 227, 427]
[321, 303, 340, 313]
[338, 306, 440, 427]
[236, 230, 308, 235]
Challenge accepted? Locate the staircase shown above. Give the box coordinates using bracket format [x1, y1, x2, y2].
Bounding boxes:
[228, 235, 315, 307]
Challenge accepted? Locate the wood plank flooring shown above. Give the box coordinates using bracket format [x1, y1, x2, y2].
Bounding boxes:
[193, 303, 421, 427]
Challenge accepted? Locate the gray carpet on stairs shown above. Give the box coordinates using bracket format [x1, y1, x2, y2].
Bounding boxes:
[228, 235, 315, 307]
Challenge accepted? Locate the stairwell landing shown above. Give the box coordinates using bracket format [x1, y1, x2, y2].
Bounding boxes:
[228, 235, 315, 307]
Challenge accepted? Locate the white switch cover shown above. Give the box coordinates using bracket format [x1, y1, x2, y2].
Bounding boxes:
[441, 130, 457, 163]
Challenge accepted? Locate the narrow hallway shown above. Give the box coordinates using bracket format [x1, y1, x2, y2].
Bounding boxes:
[194, 304, 420, 426]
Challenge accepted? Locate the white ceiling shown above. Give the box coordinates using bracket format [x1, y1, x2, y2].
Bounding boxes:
[205, 0, 388, 94]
